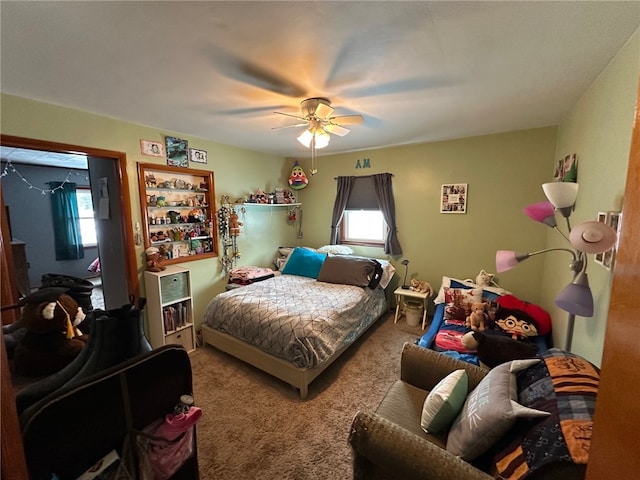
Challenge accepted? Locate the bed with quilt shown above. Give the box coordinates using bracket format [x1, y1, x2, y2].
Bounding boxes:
[202, 247, 393, 399]
[417, 276, 552, 368]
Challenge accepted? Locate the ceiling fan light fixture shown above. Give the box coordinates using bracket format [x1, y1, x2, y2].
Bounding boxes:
[297, 128, 330, 149]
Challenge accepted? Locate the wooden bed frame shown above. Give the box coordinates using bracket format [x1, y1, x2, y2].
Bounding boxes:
[201, 312, 385, 399]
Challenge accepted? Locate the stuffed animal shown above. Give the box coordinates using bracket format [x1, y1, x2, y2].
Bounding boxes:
[463, 331, 538, 369]
[495, 312, 538, 340]
[409, 278, 433, 296]
[229, 211, 243, 236]
[13, 287, 88, 377]
[146, 246, 166, 272]
[465, 302, 487, 331]
[475, 269, 495, 287]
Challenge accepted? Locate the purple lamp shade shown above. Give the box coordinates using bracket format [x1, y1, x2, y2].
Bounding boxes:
[523, 201, 557, 228]
[555, 272, 594, 317]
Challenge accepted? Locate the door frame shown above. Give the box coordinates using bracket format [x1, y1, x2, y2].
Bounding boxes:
[0, 134, 139, 300]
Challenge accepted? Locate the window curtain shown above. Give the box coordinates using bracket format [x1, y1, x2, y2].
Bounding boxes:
[329, 176, 355, 245]
[49, 182, 85, 260]
[372, 173, 402, 255]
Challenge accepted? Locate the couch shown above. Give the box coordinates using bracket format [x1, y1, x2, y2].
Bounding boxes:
[349, 343, 598, 480]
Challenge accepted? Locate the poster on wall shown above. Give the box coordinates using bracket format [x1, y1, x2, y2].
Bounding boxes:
[553, 153, 578, 182]
[595, 211, 621, 270]
[165, 136, 189, 167]
[440, 183, 467, 213]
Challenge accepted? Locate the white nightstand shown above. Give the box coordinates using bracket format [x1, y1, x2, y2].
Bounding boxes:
[393, 287, 430, 329]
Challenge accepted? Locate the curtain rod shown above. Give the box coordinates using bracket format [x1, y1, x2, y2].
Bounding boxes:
[333, 173, 393, 180]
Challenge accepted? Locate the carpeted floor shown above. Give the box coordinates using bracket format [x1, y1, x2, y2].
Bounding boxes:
[190, 311, 425, 480]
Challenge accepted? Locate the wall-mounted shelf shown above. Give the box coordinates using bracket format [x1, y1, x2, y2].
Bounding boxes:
[138, 163, 218, 265]
[241, 203, 301, 208]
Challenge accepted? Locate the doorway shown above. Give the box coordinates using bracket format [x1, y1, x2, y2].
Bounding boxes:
[0, 135, 139, 309]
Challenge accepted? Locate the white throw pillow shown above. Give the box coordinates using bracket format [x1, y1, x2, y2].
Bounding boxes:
[420, 369, 468, 433]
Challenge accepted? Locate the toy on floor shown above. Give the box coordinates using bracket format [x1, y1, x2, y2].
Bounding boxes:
[13, 287, 88, 377]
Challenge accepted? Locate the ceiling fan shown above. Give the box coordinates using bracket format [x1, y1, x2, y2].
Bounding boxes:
[274, 97, 363, 174]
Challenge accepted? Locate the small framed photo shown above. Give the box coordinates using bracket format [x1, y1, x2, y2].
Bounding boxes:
[189, 148, 207, 164]
[594, 212, 608, 266]
[440, 183, 467, 214]
[165, 136, 188, 167]
[595, 211, 621, 270]
[140, 139, 165, 158]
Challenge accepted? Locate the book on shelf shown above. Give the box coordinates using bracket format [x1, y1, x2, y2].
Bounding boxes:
[163, 301, 188, 333]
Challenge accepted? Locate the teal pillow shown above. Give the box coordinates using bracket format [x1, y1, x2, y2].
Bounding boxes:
[281, 247, 327, 279]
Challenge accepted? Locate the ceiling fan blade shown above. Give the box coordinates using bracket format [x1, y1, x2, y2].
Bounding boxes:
[272, 122, 309, 130]
[324, 124, 350, 137]
[314, 102, 334, 120]
[274, 111, 307, 121]
[331, 115, 363, 125]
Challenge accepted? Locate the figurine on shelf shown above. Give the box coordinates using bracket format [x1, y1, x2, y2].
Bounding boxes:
[229, 211, 243, 236]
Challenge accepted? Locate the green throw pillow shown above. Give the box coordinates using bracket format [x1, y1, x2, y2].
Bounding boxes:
[420, 369, 468, 433]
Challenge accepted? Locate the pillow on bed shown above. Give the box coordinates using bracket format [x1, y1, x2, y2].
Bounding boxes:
[434, 276, 509, 304]
[317, 244, 354, 255]
[317, 255, 383, 288]
[281, 247, 327, 278]
[443, 287, 483, 321]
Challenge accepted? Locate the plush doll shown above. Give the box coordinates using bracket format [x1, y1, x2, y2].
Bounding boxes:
[229, 211, 243, 236]
[146, 246, 166, 272]
[495, 310, 539, 340]
[462, 331, 538, 369]
[465, 302, 487, 331]
[475, 269, 495, 287]
[409, 278, 433, 296]
[13, 287, 88, 377]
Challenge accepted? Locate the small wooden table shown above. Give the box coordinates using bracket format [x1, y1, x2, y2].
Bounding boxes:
[393, 287, 430, 330]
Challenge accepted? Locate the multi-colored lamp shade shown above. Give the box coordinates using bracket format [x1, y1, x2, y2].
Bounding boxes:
[555, 271, 594, 317]
[523, 201, 557, 228]
[542, 182, 579, 217]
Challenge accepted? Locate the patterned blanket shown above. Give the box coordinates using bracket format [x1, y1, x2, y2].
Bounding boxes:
[203, 274, 387, 368]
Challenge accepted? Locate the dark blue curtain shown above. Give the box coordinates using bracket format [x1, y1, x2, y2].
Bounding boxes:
[49, 182, 84, 260]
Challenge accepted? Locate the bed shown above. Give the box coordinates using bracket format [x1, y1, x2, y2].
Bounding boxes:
[201, 248, 393, 399]
[417, 276, 552, 367]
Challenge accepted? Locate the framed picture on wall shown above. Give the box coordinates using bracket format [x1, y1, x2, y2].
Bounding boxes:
[165, 136, 189, 167]
[140, 139, 165, 158]
[440, 183, 467, 214]
[189, 148, 207, 164]
[594, 211, 608, 266]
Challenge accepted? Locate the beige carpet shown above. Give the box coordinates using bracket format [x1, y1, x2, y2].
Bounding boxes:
[190, 312, 425, 480]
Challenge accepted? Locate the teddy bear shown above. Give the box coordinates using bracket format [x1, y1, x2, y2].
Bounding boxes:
[13, 287, 88, 377]
[465, 301, 487, 331]
[229, 211, 243, 236]
[146, 246, 166, 272]
[410, 278, 433, 296]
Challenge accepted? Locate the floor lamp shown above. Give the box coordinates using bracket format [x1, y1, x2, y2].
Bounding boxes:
[495, 182, 617, 351]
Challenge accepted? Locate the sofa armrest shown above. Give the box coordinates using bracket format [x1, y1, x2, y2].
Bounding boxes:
[349, 410, 494, 480]
[400, 343, 487, 392]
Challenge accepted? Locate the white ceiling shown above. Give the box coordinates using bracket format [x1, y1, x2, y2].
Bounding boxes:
[1, 1, 639, 161]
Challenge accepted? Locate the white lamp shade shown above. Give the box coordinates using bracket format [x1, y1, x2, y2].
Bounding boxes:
[315, 130, 330, 149]
[542, 182, 579, 209]
[297, 129, 313, 148]
[569, 221, 617, 254]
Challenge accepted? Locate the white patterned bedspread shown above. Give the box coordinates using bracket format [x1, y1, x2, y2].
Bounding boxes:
[203, 274, 387, 368]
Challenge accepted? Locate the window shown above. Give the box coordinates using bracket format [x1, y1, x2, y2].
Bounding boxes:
[338, 176, 385, 246]
[341, 210, 386, 245]
[76, 188, 97, 246]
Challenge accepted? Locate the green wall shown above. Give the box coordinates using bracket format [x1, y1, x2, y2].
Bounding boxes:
[293, 128, 557, 308]
[541, 28, 640, 364]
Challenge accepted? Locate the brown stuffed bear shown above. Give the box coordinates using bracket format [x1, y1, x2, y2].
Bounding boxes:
[465, 302, 487, 331]
[145, 246, 166, 272]
[13, 287, 88, 377]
